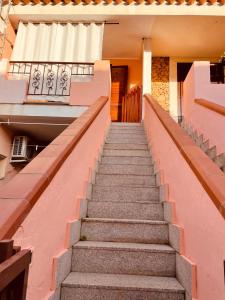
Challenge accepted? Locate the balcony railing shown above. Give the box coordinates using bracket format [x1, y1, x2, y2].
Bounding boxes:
[8, 61, 94, 96]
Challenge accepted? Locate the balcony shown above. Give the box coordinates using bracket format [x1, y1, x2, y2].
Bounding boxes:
[0, 60, 111, 106]
[8, 61, 94, 101]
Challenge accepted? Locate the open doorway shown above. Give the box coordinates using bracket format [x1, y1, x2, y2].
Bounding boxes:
[110, 60, 142, 123]
[111, 65, 128, 122]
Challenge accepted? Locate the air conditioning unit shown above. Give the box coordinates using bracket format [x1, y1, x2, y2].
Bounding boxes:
[10, 136, 29, 163]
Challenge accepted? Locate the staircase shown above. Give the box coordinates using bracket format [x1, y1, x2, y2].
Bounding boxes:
[61, 122, 185, 300]
[181, 118, 225, 173]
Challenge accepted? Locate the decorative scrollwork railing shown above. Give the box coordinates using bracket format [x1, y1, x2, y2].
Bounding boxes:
[8, 61, 94, 96]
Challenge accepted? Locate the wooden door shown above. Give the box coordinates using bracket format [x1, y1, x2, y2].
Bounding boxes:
[111, 66, 128, 122]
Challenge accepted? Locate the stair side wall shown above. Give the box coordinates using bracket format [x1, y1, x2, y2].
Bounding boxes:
[144, 98, 225, 300]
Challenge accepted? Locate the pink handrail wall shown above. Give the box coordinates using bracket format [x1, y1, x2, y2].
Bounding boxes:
[144, 96, 225, 300]
[182, 61, 225, 154]
[8, 98, 110, 299]
[69, 60, 111, 106]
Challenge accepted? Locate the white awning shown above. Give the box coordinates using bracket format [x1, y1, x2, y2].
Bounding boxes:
[11, 22, 104, 62]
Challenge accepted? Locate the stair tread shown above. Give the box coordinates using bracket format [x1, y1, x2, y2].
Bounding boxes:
[95, 174, 156, 188]
[106, 140, 148, 145]
[73, 241, 174, 253]
[89, 199, 160, 204]
[109, 131, 145, 134]
[104, 143, 148, 150]
[111, 123, 143, 126]
[62, 272, 184, 293]
[98, 164, 154, 176]
[103, 149, 150, 157]
[82, 218, 167, 225]
[96, 174, 155, 178]
[99, 163, 153, 168]
[87, 200, 163, 220]
[95, 184, 157, 188]
[92, 183, 159, 202]
[108, 134, 146, 138]
[101, 156, 152, 165]
[93, 185, 158, 191]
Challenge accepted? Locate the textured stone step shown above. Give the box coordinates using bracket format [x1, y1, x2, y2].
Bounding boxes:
[81, 218, 168, 244]
[72, 241, 175, 276]
[98, 164, 154, 176]
[95, 174, 156, 187]
[104, 143, 148, 150]
[108, 132, 146, 138]
[109, 129, 145, 135]
[92, 185, 159, 202]
[200, 139, 209, 152]
[106, 138, 148, 144]
[103, 149, 150, 157]
[101, 156, 152, 165]
[206, 145, 217, 160]
[61, 272, 185, 300]
[107, 134, 146, 141]
[214, 153, 225, 169]
[87, 200, 163, 220]
[111, 122, 142, 128]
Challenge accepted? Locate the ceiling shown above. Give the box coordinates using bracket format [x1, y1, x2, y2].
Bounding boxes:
[102, 15, 225, 59]
[0, 116, 75, 143]
[10, 13, 225, 59]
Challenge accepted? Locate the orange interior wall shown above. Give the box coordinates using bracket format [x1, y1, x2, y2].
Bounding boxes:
[109, 59, 142, 91]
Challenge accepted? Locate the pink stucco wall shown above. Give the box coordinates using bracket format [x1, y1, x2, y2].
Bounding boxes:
[0, 77, 28, 103]
[144, 99, 225, 300]
[12, 101, 110, 300]
[70, 60, 111, 106]
[183, 61, 225, 154]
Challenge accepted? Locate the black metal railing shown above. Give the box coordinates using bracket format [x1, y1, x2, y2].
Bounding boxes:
[8, 61, 94, 96]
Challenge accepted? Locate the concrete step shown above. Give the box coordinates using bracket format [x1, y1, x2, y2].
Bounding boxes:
[107, 134, 146, 141]
[206, 145, 217, 160]
[87, 200, 163, 220]
[61, 272, 185, 300]
[108, 132, 146, 138]
[103, 149, 150, 157]
[111, 122, 143, 128]
[95, 174, 156, 187]
[214, 153, 225, 169]
[101, 156, 152, 165]
[104, 143, 148, 150]
[200, 139, 209, 152]
[81, 218, 168, 244]
[72, 241, 175, 276]
[195, 134, 204, 147]
[92, 185, 159, 202]
[106, 138, 148, 144]
[98, 164, 154, 176]
[191, 130, 198, 142]
[109, 129, 145, 135]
